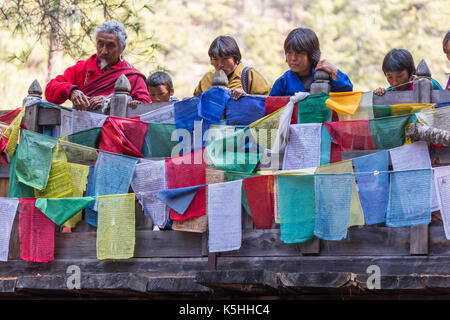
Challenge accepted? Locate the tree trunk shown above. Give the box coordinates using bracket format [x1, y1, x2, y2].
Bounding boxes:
[46, 0, 65, 83]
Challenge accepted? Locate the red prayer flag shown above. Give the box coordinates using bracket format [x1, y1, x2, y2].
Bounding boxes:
[165, 148, 206, 221]
[99, 116, 148, 158]
[243, 175, 275, 229]
[0, 108, 22, 125]
[18, 198, 55, 262]
[324, 120, 375, 163]
[264, 96, 297, 124]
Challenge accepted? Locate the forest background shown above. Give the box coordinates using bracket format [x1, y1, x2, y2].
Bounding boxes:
[0, 0, 449, 110]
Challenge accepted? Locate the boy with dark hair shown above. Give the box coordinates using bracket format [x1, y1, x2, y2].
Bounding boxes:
[146, 71, 179, 102]
[374, 48, 442, 95]
[269, 27, 353, 96]
[194, 35, 271, 99]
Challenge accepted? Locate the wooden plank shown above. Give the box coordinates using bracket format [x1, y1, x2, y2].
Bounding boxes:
[7, 213, 20, 260]
[0, 178, 9, 196]
[37, 107, 60, 126]
[432, 90, 450, 104]
[299, 238, 321, 255]
[54, 230, 204, 259]
[372, 90, 418, 105]
[410, 225, 429, 255]
[22, 103, 40, 132]
[0, 165, 10, 179]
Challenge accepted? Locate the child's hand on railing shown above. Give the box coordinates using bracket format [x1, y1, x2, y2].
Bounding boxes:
[373, 87, 386, 96]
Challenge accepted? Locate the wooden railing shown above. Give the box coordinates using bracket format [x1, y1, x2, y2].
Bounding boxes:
[1, 59, 450, 275]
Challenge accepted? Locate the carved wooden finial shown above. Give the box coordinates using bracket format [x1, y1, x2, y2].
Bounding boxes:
[416, 59, 431, 77]
[314, 70, 330, 82]
[28, 79, 42, 97]
[114, 74, 131, 94]
[211, 69, 229, 87]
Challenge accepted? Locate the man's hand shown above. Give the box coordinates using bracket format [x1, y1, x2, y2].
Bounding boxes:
[128, 100, 142, 109]
[88, 95, 106, 110]
[315, 60, 338, 80]
[373, 87, 386, 96]
[231, 88, 246, 100]
[69, 89, 90, 111]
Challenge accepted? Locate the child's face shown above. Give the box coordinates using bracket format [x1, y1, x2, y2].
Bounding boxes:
[285, 50, 311, 76]
[210, 55, 238, 76]
[385, 70, 411, 91]
[148, 85, 173, 102]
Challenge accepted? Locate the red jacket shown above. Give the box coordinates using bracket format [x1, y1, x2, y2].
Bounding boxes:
[45, 54, 151, 105]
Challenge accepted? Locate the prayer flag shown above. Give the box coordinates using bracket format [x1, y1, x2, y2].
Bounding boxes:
[0, 198, 19, 261]
[242, 175, 274, 229]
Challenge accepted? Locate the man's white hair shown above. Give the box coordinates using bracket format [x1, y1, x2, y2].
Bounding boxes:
[95, 20, 127, 48]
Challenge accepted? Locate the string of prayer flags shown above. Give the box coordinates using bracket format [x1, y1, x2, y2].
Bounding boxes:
[35, 197, 96, 226]
[325, 91, 363, 115]
[96, 193, 135, 260]
[207, 180, 242, 253]
[225, 95, 266, 126]
[165, 150, 206, 221]
[99, 116, 148, 158]
[386, 169, 432, 227]
[63, 163, 90, 228]
[297, 92, 331, 124]
[0, 198, 19, 261]
[67, 127, 102, 148]
[323, 120, 375, 163]
[314, 173, 355, 240]
[373, 103, 432, 119]
[3, 108, 25, 159]
[71, 109, 108, 134]
[34, 160, 73, 199]
[277, 174, 315, 243]
[157, 185, 207, 215]
[283, 123, 322, 170]
[434, 166, 450, 239]
[242, 175, 274, 229]
[352, 151, 389, 225]
[199, 87, 230, 123]
[15, 129, 57, 190]
[131, 159, 169, 228]
[18, 198, 55, 262]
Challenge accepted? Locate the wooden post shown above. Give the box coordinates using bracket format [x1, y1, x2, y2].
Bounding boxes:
[22, 80, 42, 132]
[109, 74, 132, 118]
[297, 70, 331, 255]
[410, 59, 431, 256]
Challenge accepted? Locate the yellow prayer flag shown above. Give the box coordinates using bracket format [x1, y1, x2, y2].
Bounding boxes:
[96, 193, 136, 260]
[62, 162, 90, 228]
[4, 108, 25, 159]
[325, 91, 363, 115]
[390, 103, 434, 116]
[248, 106, 284, 150]
[35, 160, 73, 199]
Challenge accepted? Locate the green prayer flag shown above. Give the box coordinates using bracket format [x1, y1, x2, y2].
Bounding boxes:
[278, 174, 316, 243]
[297, 93, 332, 124]
[8, 152, 35, 198]
[372, 105, 392, 118]
[35, 196, 96, 226]
[68, 127, 102, 148]
[15, 129, 57, 190]
[369, 113, 417, 149]
[147, 122, 179, 157]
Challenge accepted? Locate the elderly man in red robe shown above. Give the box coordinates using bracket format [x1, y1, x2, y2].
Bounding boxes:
[45, 20, 151, 110]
